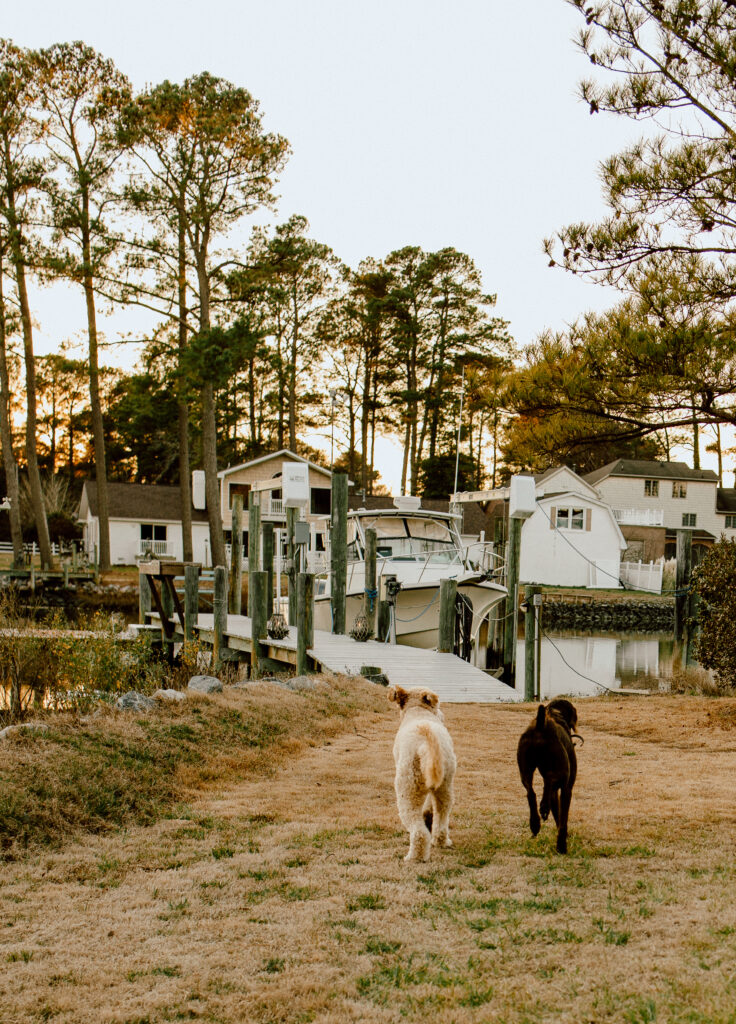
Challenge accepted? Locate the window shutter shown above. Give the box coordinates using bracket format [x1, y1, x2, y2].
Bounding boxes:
[585, 508, 592, 531]
[550, 507, 556, 529]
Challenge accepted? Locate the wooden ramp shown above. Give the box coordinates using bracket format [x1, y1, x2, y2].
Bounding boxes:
[194, 613, 521, 705]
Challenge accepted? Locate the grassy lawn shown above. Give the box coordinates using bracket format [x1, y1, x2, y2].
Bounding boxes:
[1, 688, 735, 1022]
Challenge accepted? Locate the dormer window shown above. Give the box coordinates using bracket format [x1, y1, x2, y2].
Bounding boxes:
[672, 482, 687, 498]
[644, 479, 659, 497]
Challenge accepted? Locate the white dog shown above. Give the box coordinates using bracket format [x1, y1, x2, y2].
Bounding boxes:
[387, 685, 456, 862]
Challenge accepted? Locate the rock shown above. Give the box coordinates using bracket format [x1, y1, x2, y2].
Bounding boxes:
[278, 675, 326, 692]
[154, 688, 187, 702]
[115, 691, 157, 711]
[187, 675, 223, 694]
[0, 722, 49, 741]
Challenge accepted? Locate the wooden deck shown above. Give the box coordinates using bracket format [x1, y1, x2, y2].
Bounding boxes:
[193, 613, 521, 704]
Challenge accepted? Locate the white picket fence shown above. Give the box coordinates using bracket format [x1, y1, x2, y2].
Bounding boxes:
[619, 559, 664, 594]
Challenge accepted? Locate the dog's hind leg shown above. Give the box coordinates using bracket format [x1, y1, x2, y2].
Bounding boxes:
[395, 773, 431, 862]
[431, 779, 454, 848]
[556, 786, 572, 854]
[523, 777, 541, 836]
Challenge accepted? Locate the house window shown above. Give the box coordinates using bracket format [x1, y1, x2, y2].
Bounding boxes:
[644, 479, 659, 497]
[141, 524, 167, 541]
[726, 515, 736, 529]
[311, 487, 331, 515]
[555, 507, 585, 530]
[682, 513, 696, 527]
[673, 482, 687, 499]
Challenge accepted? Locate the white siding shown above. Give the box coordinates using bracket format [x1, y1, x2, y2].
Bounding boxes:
[518, 498, 624, 588]
[595, 476, 720, 536]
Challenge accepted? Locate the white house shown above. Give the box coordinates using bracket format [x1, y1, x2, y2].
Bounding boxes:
[454, 466, 628, 589]
[78, 450, 335, 566]
[583, 459, 736, 562]
[78, 482, 211, 566]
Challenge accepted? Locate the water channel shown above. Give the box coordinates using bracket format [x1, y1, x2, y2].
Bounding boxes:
[513, 631, 684, 700]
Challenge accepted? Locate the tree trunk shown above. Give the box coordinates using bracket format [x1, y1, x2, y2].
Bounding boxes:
[81, 224, 111, 570]
[0, 248, 23, 566]
[196, 250, 226, 567]
[177, 208, 193, 562]
[10, 244, 51, 567]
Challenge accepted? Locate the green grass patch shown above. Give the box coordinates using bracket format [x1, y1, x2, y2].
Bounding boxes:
[0, 677, 384, 858]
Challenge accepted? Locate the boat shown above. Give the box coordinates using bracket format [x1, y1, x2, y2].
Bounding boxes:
[311, 496, 507, 666]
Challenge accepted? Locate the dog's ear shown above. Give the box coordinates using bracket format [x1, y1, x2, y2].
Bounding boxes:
[387, 686, 409, 708]
[420, 690, 439, 709]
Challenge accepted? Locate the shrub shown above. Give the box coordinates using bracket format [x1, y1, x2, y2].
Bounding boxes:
[690, 539, 736, 691]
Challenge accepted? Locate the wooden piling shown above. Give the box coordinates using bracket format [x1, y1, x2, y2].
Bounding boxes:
[286, 506, 298, 626]
[297, 572, 314, 676]
[248, 494, 261, 617]
[331, 471, 348, 634]
[230, 494, 243, 615]
[161, 575, 175, 663]
[184, 564, 199, 642]
[250, 570, 268, 678]
[675, 529, 693, 642]
[139, 571, 152, 624]
[438, 578, 458, 653]
[524, 585, 540, 702]
[262, 521, 274, 619]
[503, 517, 523, 683]
[364, 528, 377, 638]
[213, 564, 228, 672]
[377, 599, 390, 643]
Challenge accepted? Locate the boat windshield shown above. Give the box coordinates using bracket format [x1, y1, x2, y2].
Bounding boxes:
[355, 514, 461, 564]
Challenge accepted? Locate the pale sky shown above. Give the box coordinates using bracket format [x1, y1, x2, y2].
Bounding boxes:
[5, 1, 719, 488]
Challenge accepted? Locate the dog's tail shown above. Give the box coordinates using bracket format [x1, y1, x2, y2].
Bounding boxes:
[415, 722, 444, 789]
[535, 704, 546, 731]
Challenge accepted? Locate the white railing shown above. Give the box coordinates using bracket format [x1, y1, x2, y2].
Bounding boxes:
[264, 498, 284, 516]
[613, 508, 664, 527]
[619, 559, 664, 594]
[138, 539, 172, 558]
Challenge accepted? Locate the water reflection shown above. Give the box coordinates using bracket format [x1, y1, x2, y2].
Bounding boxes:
[513, 632, 678, 699]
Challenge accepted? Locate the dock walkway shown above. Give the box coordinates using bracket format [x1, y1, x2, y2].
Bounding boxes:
[194, 613, 520, 704]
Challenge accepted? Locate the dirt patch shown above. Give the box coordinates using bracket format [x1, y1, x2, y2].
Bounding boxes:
[1, 694, 736, 1023]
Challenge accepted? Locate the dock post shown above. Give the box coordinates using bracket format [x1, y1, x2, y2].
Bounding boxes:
[287, 506, 298, 626]
[161, 575, 175, 663]
[250, 570, 268, 678]
[297, 572, 314, 675]
[438, 578, 458, 653]
[377, 599, 390, 642]
[503, 517, 523, 684]
[139, 572, 152, 624]
[213, 565, 228, 673]
[262, 521, 274, 619]
[71, 542, 78, 572]
[675, 529, 693, 643]
[230, 494, 243, 615]
[62, 563, 69, 587]
[184, 564, 199, 642]
[248, 493, 262, 618]
[330, 471, 348, 634]
[364, 528, 377, 638]
[524, 585, 540, 701]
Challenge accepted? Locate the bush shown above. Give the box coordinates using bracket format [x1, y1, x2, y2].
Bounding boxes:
[690, 539, 736, 691]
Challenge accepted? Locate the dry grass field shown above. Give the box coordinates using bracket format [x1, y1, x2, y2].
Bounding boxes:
[3, 682, 736, 1024]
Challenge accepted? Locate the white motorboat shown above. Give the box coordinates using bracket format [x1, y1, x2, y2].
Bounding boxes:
[312, 497, 507, 666]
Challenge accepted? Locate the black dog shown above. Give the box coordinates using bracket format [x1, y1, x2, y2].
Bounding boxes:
[516, 698, 582, 854]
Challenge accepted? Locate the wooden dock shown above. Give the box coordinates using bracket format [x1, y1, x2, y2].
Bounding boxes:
[191, 613, 521, 704]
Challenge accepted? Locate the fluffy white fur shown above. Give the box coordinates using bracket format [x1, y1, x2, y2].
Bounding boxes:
[387, 685, 457, 862]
